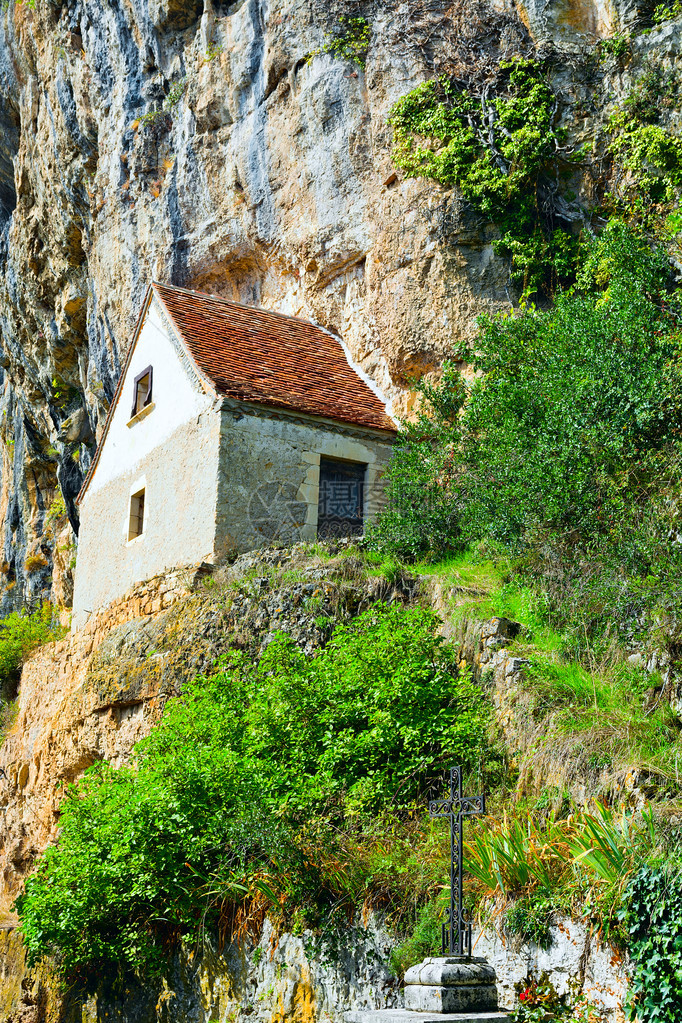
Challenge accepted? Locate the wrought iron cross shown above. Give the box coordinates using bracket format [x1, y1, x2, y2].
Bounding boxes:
[429, 765, 485, 958]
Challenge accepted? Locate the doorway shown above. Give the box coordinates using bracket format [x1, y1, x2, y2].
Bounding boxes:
[317, 457, 366, 538]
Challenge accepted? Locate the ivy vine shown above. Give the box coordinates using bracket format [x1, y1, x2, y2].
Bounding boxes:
[621, 865, 682, 1022]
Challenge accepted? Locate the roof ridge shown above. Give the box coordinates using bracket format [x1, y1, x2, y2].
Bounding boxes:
[151, 281, 328, 330]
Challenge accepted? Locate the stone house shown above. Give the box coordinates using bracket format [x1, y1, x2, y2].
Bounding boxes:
[71, 283, 397, 630]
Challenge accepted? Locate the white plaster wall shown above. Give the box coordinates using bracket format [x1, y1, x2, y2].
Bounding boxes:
[72, 300, 221, 630]
[85, 299, 216, 497]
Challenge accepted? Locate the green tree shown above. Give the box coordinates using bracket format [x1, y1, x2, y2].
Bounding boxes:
[16, 604, 491, 980]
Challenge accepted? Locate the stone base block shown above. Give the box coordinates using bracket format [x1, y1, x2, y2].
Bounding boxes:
[345, 1011, 508, 1023]
[403, 957, 499, 1015]
[404, 984, 498, 1014]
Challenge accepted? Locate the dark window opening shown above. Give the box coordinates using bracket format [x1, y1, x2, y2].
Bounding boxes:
[317, 458, 366, 539]
[128, 489, 145, 540]
[131, 366, 153, 417]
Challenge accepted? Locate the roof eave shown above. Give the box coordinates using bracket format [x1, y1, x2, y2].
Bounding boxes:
[218, 395, 398, 439]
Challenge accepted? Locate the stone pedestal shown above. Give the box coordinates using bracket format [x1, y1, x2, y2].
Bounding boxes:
[345, 1012, 507, 1023]
[403, 957, 499, 1014]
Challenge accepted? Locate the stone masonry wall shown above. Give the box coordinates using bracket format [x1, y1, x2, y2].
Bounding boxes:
[475, 918, 628, 1019]
[216, 404, 393, 553]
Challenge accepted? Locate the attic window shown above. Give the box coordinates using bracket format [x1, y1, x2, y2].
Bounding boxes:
[128, 488, 145, 541]
[131, 366, 153, 417]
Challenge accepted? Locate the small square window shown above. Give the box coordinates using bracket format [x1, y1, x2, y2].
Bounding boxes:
[128, 488, 145, 541]
[131, 366, 153, 417]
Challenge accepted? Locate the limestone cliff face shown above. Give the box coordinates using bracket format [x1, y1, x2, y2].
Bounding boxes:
[0, 0, 654, 613]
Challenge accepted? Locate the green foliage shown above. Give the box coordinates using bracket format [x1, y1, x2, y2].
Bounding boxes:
[242, 604, 490, 813]
[419, 554, 680, 786]
[369, 223, 682, 569]
[609, 115, 682, 201]
[599, 34, 630, 60]
[203, 43, 223, 63]
[653, 0, 682, 23]
[466, 803, 661, 950]
[388, 60, 580, 297]
[0, 604, 65, 700]
[46, 491, 67, 524]
[50, 377, 79, 411]
[504, 894, 555, 950]
[389, 896, 446, 977]
[511, 978, 571, 1021]
[521, 656, 680, 783]
[309, 17, 370, 67]
[465, 812, 571, 897]
[16, 604, 493, 979]
[364, 363, 466, 560]
[606, 60, 682, 218]
[137, 78, 186, 127]
[622, 60, 679, 124]
[568, 804, 657, 887]
[1, 0, 36, 11]
[621, 864, 682, 1022]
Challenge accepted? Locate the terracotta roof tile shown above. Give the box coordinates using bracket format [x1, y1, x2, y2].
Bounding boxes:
[152, 283, 396, 434]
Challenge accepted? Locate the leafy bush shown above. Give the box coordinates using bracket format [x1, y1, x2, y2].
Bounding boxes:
[309, 16, 370, 67]
[605, 59, 682, 227]
[0, 604, 65, 700]
[388, 59, 580, 296]
[511, 978, 571, 1021]
[246, 605, 491, 813]
[609, 115, 682, 202]
[504, 894, 556, 950]
[369, 223, 682, 577]
[653, 0, 682, 23]
[16, 604, 493, 980]
[621, 864, 682, 1022]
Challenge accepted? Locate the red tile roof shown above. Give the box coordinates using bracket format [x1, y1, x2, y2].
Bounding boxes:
[152, 283, 396, 433]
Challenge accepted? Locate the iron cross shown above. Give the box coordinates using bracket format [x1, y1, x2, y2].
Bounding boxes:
[429, 765, 485, 958]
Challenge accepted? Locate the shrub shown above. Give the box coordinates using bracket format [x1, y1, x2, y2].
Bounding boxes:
[511, 978, 571, 1021]
[245, 604, 491, 813]
[369, 222, 682, 572]
[388, 59, 580, 296]
[45, 492, 67, 523]
[0, 604, 65, 700]
[311, 16, 370, 67]
[653, 0, 682, 23]
[16, 604, 493, 980]
[504, 894, 556, 949]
